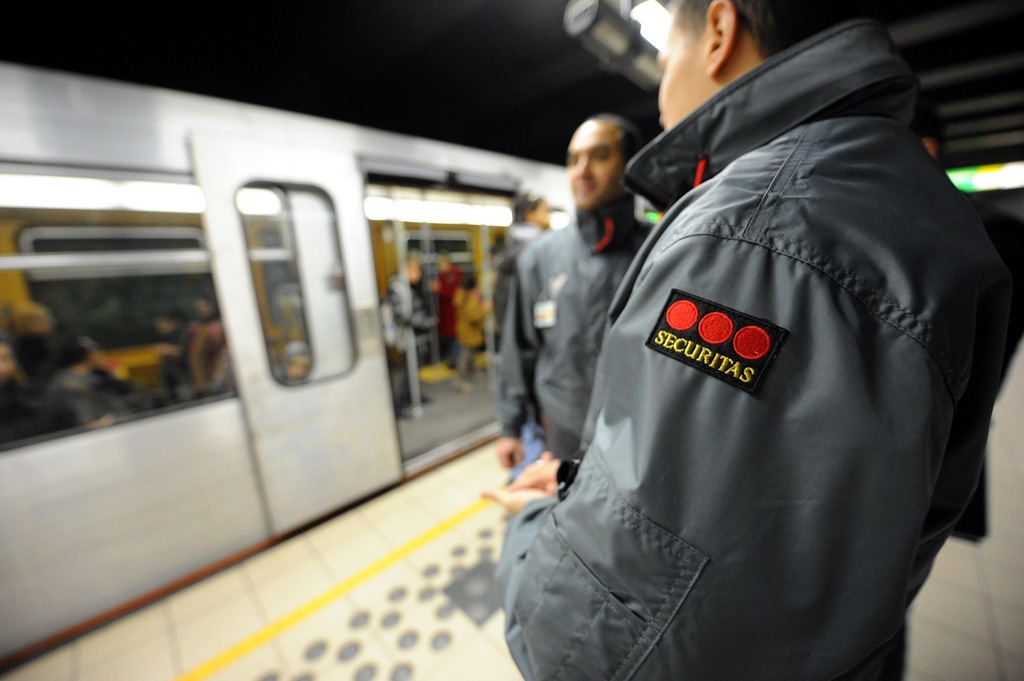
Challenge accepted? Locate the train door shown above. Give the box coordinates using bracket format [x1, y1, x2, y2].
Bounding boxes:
[364, 183, 514, 464]
[191, 134, 402, 534]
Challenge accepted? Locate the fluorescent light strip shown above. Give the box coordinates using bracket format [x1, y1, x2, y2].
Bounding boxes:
[0, 174, 206, 213]
[631, 0, 671, 52]
[364, 196, 512, 226]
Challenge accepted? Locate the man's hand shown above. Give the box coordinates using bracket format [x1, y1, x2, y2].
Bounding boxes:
[508, 452, 560, 493]
[481, 485, 553, 515]
[496, 436, 524, 468]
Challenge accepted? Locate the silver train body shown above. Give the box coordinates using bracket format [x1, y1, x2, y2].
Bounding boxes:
[0, 61, 571, 657]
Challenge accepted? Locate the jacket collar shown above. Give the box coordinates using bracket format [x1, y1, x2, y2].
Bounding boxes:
[576, 195, 643, 253]
[625, 19, 917, 210]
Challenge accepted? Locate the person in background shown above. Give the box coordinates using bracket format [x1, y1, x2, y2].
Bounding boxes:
[493, 192, 552, 471]
[281, 340, 312, 383]
[45, 336, 133, 431]
[493, 192, 552, 345]
[452, 273, 491, 393]
[10, 301, 56, 380]
[912, 98, 943, 161]
[431, 252, 462, 369]
[496, 113, 648, 465]
[913, 98, 1024, 542]
[387, 255, 436, 416]
[489, 2, 1010, 679]
[153, 306, 189, 403]
[0, 332, 44, 444]
[187, 297, 227, 398]
[912, 98, 1023, 389]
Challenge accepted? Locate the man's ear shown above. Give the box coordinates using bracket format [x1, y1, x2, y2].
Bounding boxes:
[703, 0, 741, 80]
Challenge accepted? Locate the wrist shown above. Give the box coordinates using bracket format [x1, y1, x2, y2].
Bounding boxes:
[500, 423, 521, 438]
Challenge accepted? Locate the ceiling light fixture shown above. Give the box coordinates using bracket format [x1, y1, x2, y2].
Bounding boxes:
[564, 0, 664, 90]
[630, 0, 671, 52]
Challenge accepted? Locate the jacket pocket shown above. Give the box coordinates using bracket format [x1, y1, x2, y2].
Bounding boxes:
[512, 458, 708, 681]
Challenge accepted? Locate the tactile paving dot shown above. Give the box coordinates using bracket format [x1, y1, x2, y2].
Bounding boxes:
[431, 632, 452, 651]
[388, 587, 407, 602]
[418, 587, 436, 601]
[354, 663, 377, 681]
[381, 612, 401, 628]
[436, 602, 456, 620]
[293, 674, 314, 681]
[337, 641, 361, 662]
[305, 641, 328, 661]
[422, 565, 440, 578]
[478, 529, 493, 539]
[350, 612, 370, 629]
[257, 673, 280, 681]
[451, 546, 467, 557]
[391, 664, 414, 681]
[397, 631, 418, 650]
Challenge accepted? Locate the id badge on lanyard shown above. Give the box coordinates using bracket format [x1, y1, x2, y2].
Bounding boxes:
[534, 300, 557, 329]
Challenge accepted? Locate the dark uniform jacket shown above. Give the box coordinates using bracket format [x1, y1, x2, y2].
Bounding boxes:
[498, 20, 1010, 681]
[497, 197, 647, 440]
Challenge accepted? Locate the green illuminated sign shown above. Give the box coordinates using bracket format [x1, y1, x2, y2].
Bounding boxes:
[946, 163, 1024, 193]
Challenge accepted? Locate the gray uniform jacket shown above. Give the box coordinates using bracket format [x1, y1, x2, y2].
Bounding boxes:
[497, 199, 647, 440]
[498, 20, 1010, 681]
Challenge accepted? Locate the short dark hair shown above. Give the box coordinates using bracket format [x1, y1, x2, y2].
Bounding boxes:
[672, 0, 871, 57]
[56, 335, 98, 368]
[911, 99, 942, 141]
[513, 192, 546, 222]
[584, 113, 645, 161]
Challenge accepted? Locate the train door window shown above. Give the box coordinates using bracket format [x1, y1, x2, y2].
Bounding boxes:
[0, 173, 233, 451]
[236, 184, 355, 385]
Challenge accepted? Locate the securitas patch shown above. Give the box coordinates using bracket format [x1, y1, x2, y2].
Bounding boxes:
[645, 290, 788, 394]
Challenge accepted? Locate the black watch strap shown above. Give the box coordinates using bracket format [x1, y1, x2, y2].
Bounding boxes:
[556, 458, 582, 500]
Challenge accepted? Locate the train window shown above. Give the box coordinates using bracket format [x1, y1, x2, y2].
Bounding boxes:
[236, 184, 355, 385]
[0, 174, 233, 451]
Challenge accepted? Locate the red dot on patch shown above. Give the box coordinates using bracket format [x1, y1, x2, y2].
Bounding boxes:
[698, 312, 734, 344]
[733, 326, 771, 360]
[665, 300, 699, 331]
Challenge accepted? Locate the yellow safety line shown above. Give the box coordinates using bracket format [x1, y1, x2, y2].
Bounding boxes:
[174, 497, 493, 681]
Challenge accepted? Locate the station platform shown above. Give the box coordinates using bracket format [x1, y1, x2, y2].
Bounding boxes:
[3, 359, 1023, 681]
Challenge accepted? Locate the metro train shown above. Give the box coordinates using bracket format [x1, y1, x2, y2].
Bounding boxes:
[0, 61, 573, 661]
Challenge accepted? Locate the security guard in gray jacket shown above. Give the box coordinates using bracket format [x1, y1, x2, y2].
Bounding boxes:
[495, 115, 648, 465]
[489, 2, 1011, 680]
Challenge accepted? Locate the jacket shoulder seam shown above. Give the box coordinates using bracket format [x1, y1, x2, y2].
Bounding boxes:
[756, 121, 831, 242]
[741, 124, 817, 241]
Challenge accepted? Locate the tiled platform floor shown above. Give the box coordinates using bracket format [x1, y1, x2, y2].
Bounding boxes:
[4, 356, 1023, 681]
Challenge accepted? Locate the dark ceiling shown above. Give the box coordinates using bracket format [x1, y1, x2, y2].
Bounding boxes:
[3, 0, 1023, 169]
